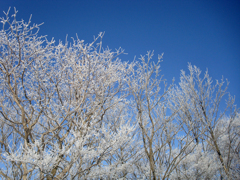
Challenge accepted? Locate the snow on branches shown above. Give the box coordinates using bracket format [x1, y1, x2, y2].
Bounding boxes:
[0, 8, 239, 180]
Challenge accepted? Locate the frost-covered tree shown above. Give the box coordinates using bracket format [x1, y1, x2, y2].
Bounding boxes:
[0, 8, 138, 179]
[169, 64, 240, 179]
[0, 8, 239, 180]
[127, 52, 197, 180]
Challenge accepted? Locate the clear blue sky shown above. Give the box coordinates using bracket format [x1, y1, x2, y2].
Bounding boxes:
[1, 0, 239, 106]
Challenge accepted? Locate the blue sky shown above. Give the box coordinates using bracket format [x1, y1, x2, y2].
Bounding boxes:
[1, 0, 239, 106]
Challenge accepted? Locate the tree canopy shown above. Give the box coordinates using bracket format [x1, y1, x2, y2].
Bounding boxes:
[0, 8, 239, 180]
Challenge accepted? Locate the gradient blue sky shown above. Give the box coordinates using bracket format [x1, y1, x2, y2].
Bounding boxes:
[1, 0, 239, 106]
